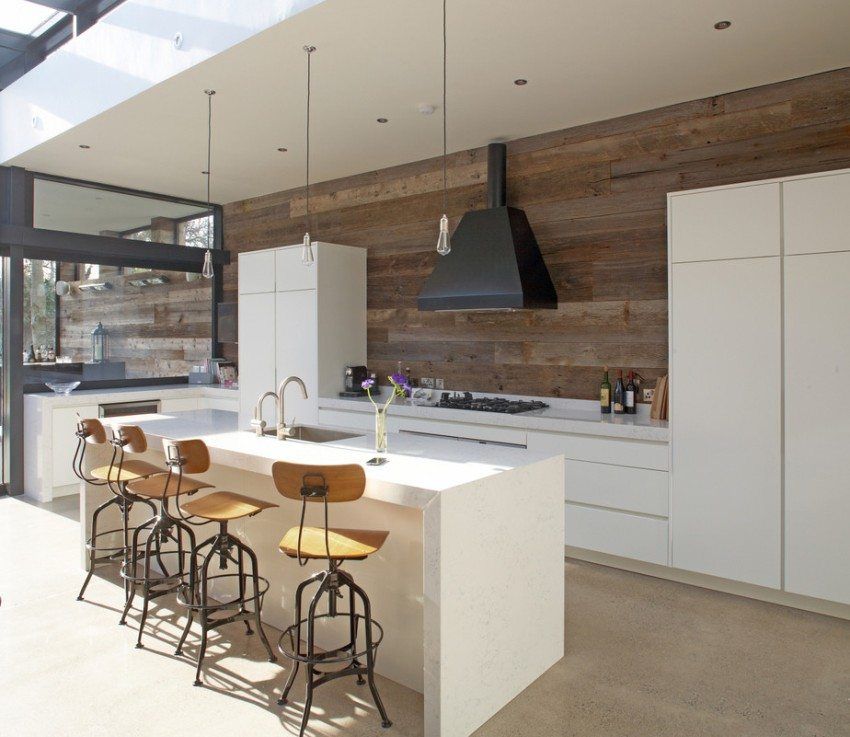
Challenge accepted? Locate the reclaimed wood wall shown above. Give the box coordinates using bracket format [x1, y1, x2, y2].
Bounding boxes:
[222, 67, 850, 399]
[58, 264, 212, 378]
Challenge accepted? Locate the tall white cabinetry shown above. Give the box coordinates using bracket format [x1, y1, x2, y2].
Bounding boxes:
[670, 169, 850, 604]
[238, 243, 367, 431]
[669, 183, 782, 588]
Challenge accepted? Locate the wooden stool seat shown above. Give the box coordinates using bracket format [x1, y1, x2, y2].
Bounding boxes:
[180, 491, 278, 521]
[127, 473, 213, 499]
[279, 526, 389, 561]
[90, 459, 163, 483]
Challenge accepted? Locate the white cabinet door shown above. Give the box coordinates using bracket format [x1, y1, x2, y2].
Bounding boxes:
[784, 172, 850, 256]
[670, 183, 780, 263]
[275, 290, 318, 425]
[276, 246, 317, 291]
[238, 292, 277, 430]
[785, 252, 850, 603]
[238, 249, 276, 294]
[670, 257, 782, 588]
[53, 404, 98, 487]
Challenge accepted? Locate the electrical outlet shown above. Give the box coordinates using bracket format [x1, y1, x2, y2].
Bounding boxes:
[420, 377, 434, 389]
[643, 388, 655, 402]
[435, 378, 445, 390]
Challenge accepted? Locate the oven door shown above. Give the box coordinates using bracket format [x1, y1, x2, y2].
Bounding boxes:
[98, 399, 161, 419]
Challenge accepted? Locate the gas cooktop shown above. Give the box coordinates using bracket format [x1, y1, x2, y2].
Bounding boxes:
[436, 392, 549, 414]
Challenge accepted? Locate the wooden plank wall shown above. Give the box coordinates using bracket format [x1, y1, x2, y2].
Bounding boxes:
[58, 265, 212, 378]
[222, 67, 850, 399]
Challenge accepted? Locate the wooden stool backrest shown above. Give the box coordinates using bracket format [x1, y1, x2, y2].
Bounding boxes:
[77, 418, 108, 444]
[113, 425, 148, 454]
[271, 461, 365, 503]
[162, 438, 210, 474]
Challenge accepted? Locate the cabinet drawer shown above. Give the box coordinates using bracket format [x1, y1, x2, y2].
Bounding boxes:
[161, 398, 200, 412]
[202, 397, 239, 412]
[565, 503, 668, 565]
[238, 249, 276, 294]
[565, 460, 668, 517]
[527, 430, 668, 470]
[396, 416, 527, 446]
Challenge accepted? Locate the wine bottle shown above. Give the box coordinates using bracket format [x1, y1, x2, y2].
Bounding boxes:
[613, 369, 625, 414]
[600, 366, 612, 414]
[625, 371, 636, 414]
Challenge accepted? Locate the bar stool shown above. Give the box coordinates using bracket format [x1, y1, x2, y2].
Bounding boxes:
[271, 461, 392, 735]
[72, 418, 159, 602]
[116, 425, 208, 647]
[163, 438, 278, 686]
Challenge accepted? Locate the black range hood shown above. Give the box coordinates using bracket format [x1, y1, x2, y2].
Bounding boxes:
[417, 142, 558, 311]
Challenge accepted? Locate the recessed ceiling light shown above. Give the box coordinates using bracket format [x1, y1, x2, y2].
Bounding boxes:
[79, 144, 91, 149]
[277, 147, 288, 152]
[714, 20, 732, 29]
[376, 117, 388, 123]
[513, 79, 528, 86]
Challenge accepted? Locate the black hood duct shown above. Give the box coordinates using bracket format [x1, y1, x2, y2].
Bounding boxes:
[417, 142, 558, 311]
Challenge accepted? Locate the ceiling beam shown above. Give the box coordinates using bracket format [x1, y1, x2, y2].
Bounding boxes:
[0, 29, 31, 52]
[0, 224, 230, 272]
[25, 0, 86, 12]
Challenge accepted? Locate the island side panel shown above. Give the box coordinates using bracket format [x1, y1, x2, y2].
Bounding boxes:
[434, 455, 564, 737]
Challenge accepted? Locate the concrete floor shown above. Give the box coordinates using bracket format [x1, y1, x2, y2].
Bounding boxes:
[1, 495, 849, 737]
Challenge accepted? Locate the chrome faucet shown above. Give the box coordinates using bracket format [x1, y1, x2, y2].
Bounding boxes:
[276, 376, 308, 439]
[251, 391, 279, 437]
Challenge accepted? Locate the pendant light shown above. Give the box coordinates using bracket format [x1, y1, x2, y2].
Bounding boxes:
[201, 88, 216, 279]
[436, 0, 450, 256]
[301, 45, 316, 266]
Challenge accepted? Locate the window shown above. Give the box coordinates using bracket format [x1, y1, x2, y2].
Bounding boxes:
[0, 1, 66, 36]
[23, 259, 57, 357]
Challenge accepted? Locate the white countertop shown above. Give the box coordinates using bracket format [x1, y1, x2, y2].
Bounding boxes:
[104, 409, 557, 509]
[25, 383, 237, 407]
[320, 392, 669, 442]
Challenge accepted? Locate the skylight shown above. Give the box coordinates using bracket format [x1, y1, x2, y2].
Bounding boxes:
[0, 1, 66, 37]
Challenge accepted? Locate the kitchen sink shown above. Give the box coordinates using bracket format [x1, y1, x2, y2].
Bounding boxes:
[262, 425, 362, 443]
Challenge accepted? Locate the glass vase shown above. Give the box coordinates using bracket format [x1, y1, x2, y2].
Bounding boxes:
[374, 407, 388, 454]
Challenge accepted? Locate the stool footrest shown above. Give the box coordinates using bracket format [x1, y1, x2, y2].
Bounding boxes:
[85, 526, 148, 556]
[176, 572, 270, 613]
[120, 549, 194, 587]
[277, 612, 384, 666]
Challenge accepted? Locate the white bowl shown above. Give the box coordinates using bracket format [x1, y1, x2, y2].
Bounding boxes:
[45, 381, 81, 396]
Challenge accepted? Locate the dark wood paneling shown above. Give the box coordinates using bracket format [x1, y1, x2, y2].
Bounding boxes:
[223, 67, 850, 399]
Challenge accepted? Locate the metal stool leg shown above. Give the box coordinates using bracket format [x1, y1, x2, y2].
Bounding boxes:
[176, 533, 211, 657]
[299, 575, 332, 737]
[119, 515, 155, 625]
[350, 577, 392, 729]
[240, 539, 275, 661]
[349, 584, 365, 685]
[193, 540, 218, 686]
[77, 497, 116, 601]
[236, 542, 253, 635]
[135, 525, 158, 649]
[278, 571, 323, 705]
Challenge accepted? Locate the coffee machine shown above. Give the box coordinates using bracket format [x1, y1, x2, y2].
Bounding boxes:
[341, 365, 369, 397]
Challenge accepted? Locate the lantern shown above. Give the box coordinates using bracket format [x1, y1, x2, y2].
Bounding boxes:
[91, 322, 108, 363]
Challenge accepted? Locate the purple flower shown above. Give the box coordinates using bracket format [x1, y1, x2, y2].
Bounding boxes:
[361, 378, 375, 390]
[389, 373, 411, 393]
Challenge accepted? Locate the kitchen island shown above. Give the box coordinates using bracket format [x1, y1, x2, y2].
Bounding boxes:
[81, 410, 564, 737]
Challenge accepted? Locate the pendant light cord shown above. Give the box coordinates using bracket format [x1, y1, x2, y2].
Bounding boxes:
[205, 89, 214, 251]
[305, 46, 314, 237]
[442, 0, 447, 214]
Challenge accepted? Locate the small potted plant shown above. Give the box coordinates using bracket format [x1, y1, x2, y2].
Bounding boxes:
[362, 372, 410, 454]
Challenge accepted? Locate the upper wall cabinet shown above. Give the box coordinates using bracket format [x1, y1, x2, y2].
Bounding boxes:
[276, 246, 318, 291]
[238, 249, 277, 294]
[670, 183, 780, 263]
[784, 172, 850, 256]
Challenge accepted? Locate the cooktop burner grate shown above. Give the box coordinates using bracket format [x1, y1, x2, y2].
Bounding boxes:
[436, 392, 548, 414]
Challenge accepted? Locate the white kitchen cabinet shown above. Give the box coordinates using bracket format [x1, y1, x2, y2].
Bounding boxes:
[784, 252, 850, 604]
[238, 291, 277, 430]
[670, 257, 782, 588]
[276, 246, 317, 291]
[161, 397, 199, 413]
[238, 243, 366, 432]
[565, 504, 668, 566]
[670, 182, 780, 263]
[238, 249, 276, 294]
[202, 395, 239, 412]
[52, 404, 98, 489]
[564, 460, 668, 517]
[275, 289, 319, 425]
[783, 171, 850, 256]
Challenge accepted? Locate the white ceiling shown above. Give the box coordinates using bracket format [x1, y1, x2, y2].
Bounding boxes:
[8, 0, 850, 204]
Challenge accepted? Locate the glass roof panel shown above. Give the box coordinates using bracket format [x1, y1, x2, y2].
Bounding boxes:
[0, 1, 66, 37]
